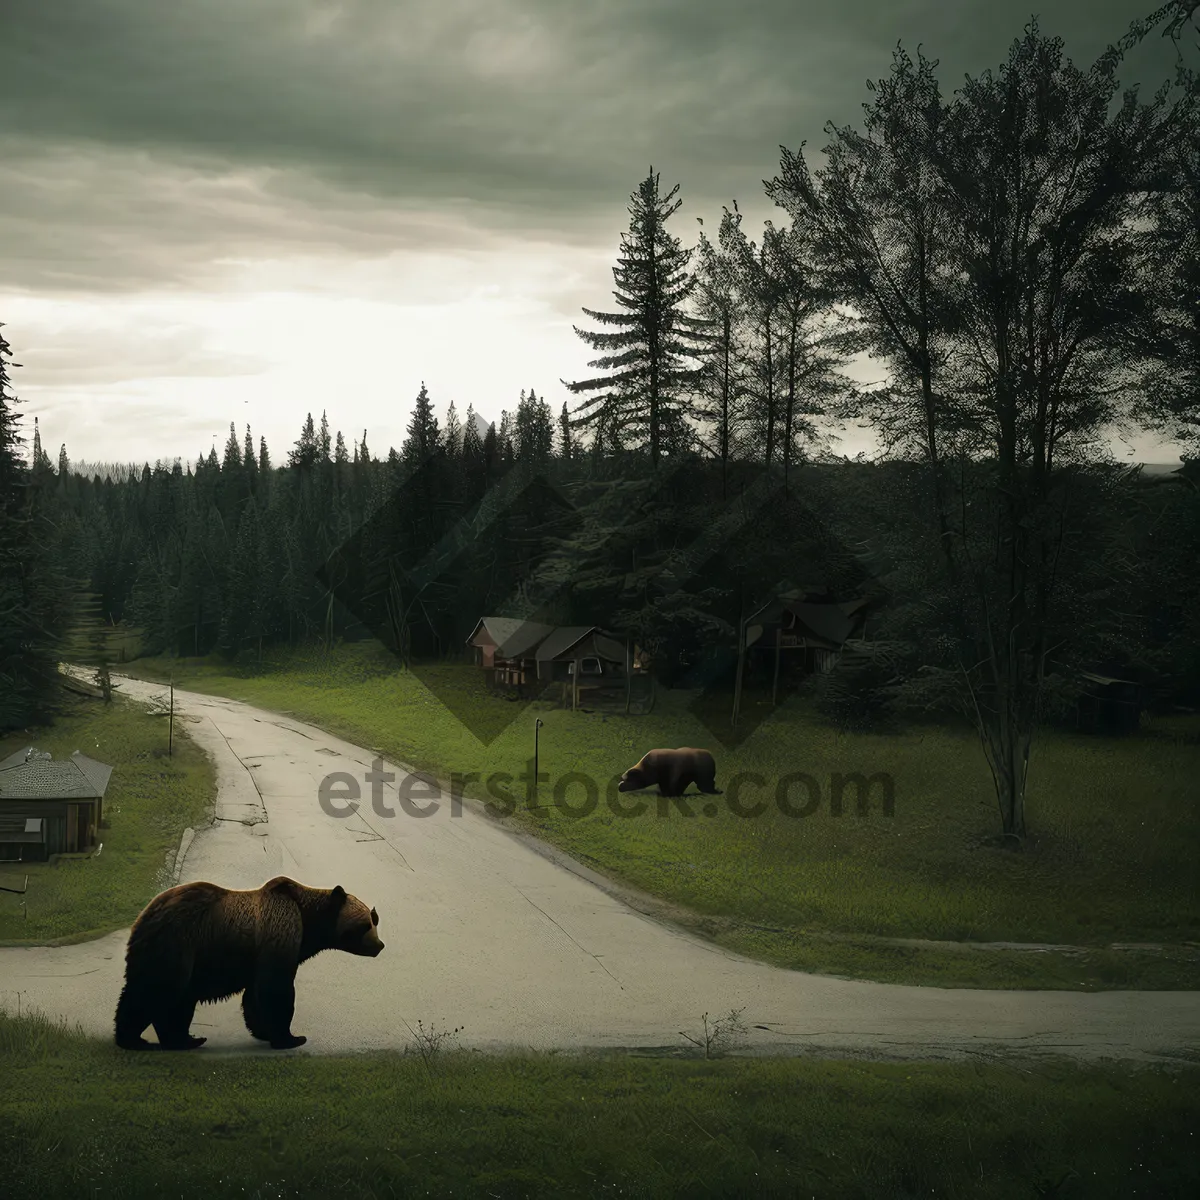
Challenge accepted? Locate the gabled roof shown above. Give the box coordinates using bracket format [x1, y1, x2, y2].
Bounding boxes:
[534, 626, 599, 661]
[466, 617, 557, 659]
[0, 749, 112, 801]
[744, 595, 870, 649]
[536, 627, 630, 663]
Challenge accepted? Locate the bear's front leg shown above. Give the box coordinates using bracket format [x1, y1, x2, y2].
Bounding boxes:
[251, 962, 307, 1050]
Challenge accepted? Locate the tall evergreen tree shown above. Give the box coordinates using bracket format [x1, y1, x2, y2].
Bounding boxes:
[444, 400, 463, 458]
[557, 402, 574, 462]
[514, 388, 554, 466]
[561, 168, 712, 466]
[289, 413, 318, 470]
[319, 411, 332, 463]
[222, 422, 242, 472]
[688, 205, 755, 493]
[402, 382, 442, 464]
[0, 323, 66, 731]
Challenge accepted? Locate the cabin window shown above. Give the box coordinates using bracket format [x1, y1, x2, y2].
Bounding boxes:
[568, 658, 603, 676]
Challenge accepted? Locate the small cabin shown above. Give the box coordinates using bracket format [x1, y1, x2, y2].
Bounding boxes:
[743, 591, 873, 676]
[533, 626, 632, 683]
[465, 618, 557, 689]
[0, 747, 112, 862]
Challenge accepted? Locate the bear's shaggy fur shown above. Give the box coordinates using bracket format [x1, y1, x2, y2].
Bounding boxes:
[618, 747, 722, 798]
[114, 875, 384, 1051]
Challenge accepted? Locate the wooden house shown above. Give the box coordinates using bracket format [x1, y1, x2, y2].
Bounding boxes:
[467, 618, 649, 708]
[0, 747, 112, 862]
[465, 618, 557, 689]
[532, 626, 644, 709]
[732, 588, 875, 721]
[533, 626, 630, 682]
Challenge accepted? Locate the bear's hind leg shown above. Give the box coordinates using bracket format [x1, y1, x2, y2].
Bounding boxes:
[114, 983, 155, 1050]
[153, 994, 206, 1050]
[241, 987, 271, 1041]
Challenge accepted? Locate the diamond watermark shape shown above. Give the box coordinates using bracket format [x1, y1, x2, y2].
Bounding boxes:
[318, 458, 581, 745]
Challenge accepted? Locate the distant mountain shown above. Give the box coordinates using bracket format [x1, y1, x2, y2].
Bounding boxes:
[472, 410, 491, 438]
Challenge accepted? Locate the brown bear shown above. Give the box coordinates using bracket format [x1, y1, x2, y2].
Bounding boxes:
[114, 875, 384, 1052]
[618, 747, 722, 798]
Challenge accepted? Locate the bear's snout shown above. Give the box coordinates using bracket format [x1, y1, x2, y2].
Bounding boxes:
[370, 940, 384, 955]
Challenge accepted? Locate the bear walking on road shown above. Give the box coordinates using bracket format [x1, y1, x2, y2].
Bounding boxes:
[618, 747, 723, 799]
[114, 875, 384, 1051]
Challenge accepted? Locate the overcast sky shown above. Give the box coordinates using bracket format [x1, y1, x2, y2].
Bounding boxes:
[0, 0, 1189, 470]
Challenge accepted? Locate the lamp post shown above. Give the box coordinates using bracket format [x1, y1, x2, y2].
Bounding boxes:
[533, 718, 543, 801]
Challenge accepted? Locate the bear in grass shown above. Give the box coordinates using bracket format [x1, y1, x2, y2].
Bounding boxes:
[114, 875, 384, 1051]
[618, 747, 723, 799]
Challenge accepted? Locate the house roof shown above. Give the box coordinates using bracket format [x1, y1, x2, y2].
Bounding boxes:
[466, 617, 557, 659]
[0, 749, 112, 801]
[1079, 670, 1137, 688]
[744, 595, 868, 648]
[534, 626, 598, 661]
[537, 627, 630, 663]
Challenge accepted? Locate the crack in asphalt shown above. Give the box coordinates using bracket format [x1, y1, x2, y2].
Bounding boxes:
[513, 886, 626, 992]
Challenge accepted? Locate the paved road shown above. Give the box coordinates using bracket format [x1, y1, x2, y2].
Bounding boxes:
[2, 676, 1198, 1064]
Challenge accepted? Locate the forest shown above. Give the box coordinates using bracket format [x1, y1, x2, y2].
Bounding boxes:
[2, 9, 1198, 846]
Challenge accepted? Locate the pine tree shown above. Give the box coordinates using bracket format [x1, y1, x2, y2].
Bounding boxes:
[514, 388, 554, 466]
[31, 417, 53, 474]
[402, 382, 441, 464]
[289, 413, 318, 470]
[243, 425, 258, 494]
[222, 422, 242, 472]
[560, 168, 712, 466]
[461, 406, 486, 501]
[0, 322, 65, 731]
[557, 402, 574, 462]
[688, 204, 755, 493]
[482, 423, 498, 483]
[444, 400, 463, 458]
[319, 411, 332, 463]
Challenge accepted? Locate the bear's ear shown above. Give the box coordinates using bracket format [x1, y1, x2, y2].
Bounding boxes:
[370, 907, 378, 926]
[330, 885, 346, 906]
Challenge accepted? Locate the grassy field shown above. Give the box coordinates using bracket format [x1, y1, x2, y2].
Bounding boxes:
[0, 1006, 1196, 1199]
[119, 643, 1200, 989]
[0, 691, 216, 945]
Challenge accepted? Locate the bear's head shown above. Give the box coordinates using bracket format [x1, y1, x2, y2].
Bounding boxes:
[331, 886, 385, 957]
[618, 766, 649, 793]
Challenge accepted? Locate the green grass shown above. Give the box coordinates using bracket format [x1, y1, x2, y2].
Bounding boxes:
[120, 643, 1200, 989]
[1, 1007, 1197, 1199]
[0, 692, 216, 945]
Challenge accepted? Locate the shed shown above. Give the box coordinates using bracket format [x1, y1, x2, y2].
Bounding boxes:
[1075, 669, 1143, 736]
[0, 747, 112, 861]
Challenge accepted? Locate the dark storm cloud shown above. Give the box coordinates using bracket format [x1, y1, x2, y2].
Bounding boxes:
[0, 0, 1183, 294]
